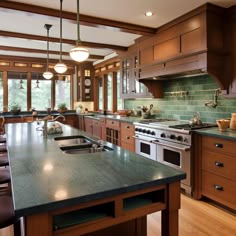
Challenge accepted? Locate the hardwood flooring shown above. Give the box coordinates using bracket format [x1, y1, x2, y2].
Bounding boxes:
[0, 194, 235, 236]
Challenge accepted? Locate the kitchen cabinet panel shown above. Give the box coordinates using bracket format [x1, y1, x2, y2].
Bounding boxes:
[196, 135, 236, 211]
[120, 122, 135, 152]
[154, 37, 180, 61]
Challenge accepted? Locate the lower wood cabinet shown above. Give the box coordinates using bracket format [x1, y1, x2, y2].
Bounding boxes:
[196, 135, 236, 210]
[120, 122, 135, 152]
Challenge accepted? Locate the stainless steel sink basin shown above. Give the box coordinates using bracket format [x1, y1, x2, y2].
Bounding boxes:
[60, 144, 113, 155]
[54, 135, 93, 147]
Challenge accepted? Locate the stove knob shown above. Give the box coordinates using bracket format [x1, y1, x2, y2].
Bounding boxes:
[183, 138, 188, 143]
[176, 136, 183, 141]
[160, 133, 166, 138]
[135, 128, 139, 132]
[147, 130, 151, 134]
[170, 134, 176, 140]
[151, 131, 156, 136]
[142, 129, 147, 133]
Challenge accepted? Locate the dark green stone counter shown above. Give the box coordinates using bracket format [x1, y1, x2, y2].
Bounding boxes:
[195, 127, 236, 141]
[6, 122, 185, 218]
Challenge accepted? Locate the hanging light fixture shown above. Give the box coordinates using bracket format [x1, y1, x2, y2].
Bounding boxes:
[54, 0, 68, 74]
[69, 0, 89, 62]
[19, 79, 24, 89]
[43, 24, 53, 80]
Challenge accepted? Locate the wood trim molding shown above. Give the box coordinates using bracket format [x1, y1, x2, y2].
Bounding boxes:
[0, 30, 127, 51]
[0, 46, 104, 60]
[0, 1, 156, 36]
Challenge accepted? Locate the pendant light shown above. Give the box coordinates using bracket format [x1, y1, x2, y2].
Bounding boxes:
[54, 0, 68, 74]
[43, 24, 53, 80]
[69, 0, 89, 62]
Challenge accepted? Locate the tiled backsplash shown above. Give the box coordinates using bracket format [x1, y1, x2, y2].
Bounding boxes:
[124, 75, 236, 123]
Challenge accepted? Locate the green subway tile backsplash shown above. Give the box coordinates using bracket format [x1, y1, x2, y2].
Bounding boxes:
[124, 75, 236, 123]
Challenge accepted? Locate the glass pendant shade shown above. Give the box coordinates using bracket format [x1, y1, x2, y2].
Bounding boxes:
[70, 0, 89, 62]
[43, 24, 53, 79]
[70, 46, 89, 62]
[54, 0, 67, 74]
[54, 62, 68, 74]
[43, 71, 53, 80]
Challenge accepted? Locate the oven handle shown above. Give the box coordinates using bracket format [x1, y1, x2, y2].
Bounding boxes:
[152, 140, 190, 152]
[133, 135, 156, 143]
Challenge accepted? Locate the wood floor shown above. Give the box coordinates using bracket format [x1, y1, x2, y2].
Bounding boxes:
[0, 194, 235, 236]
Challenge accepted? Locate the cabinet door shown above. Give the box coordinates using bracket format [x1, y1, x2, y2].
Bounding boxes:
[84, 117, 93, 135]
[120, 53, 151, 98]
[92, 120, 102, 139]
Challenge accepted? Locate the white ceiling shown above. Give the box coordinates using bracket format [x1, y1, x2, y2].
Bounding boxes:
[0, 0, 235, 64]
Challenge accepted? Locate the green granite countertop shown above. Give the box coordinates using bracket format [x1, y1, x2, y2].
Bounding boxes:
[195, 127, 236, 140]
[6, 122, 185, 217]
[83, 114, 143, 123]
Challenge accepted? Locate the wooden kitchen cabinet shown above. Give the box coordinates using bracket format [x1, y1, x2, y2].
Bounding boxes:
[196, 135, 236, 210]
[77, 63, 94, 102]
[105, 119, 120, 146]
[84, 117, 93, 135]
[120, 50, 151, 99]
[120, 122, 135, 152]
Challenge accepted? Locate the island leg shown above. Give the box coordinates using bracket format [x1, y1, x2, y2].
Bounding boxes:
[161, 182, 181, 236]
[25, 212, 53, 236]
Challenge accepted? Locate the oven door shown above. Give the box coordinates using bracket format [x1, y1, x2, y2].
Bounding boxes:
[134, 135, 157, 160]
[154, 139, 191, 190]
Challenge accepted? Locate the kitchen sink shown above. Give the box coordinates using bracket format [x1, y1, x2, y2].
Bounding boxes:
[60, 143, 113, 155]
[54, 135, 93, 147]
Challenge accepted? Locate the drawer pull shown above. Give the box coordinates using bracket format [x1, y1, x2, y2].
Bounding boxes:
[126, 136, 130, 140]
[126, 125, 130, 129]
[214, 185, 223, 191]
[215, 162, 224, 167]
[215, 143, 223, 148]
[111, 121, 114, 124]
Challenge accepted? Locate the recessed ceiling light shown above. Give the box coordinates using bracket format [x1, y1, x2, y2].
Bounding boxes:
[145, 11, 153, 17]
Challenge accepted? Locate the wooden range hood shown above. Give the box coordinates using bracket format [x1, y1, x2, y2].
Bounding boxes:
[133, 3, 236, 98]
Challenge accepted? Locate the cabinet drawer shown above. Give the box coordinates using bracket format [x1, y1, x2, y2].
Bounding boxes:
[100, 118, 106, 126]
[121, 122, 135, 132]
[202, 136, 235, 155]
[202, 171, 236, 210]
[92, 119, 101, 126]
[106, 119, 120, 129]
[202, 150, 236, 181]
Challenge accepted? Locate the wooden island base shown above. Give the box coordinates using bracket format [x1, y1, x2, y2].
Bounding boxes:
[25, 182, 181, 236]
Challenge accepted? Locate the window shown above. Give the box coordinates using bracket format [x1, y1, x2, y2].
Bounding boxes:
[8, 72, 27, 111]
[31, 73, 52, 110]
[98, 77, 103, 110]
[107, 73, 112, 111]
[55, 76, 71, 109]
[117, 71, 122, 110]
[0, 72, 3, 111]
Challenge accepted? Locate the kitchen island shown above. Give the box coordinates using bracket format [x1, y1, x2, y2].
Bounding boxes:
[6, 122, 186, 236]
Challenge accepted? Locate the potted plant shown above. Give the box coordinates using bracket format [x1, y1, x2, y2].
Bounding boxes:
[76, 104, 83, 114]
[57, 103, 68, 113]
[9, 102, 21, 115]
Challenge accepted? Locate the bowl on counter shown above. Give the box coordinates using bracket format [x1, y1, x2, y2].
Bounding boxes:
[117, 110, 132, 116]
[216, 119, 230, 131]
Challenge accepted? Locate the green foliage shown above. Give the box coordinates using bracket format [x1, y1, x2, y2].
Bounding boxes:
[57, 102, 67, 109]
[9, 102, 21, 111]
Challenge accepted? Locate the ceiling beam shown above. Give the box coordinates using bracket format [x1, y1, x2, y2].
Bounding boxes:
[0, 1, 156, 36]
[0, 45, 105, 60]
[0, 30, 127, 51]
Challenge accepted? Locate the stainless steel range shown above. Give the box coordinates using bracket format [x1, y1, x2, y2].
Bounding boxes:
[134, 119, 217, 195]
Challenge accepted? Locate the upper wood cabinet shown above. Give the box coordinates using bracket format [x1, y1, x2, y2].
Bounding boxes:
[124, 3, 235, 98]
[77, 63, 94, 102]
[120, 50, 152, 98]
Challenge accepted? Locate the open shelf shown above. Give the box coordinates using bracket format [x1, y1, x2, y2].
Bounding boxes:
[53, 202, 114, 230]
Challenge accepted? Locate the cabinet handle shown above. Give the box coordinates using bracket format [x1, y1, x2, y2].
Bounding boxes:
[126, 136, 130, 140]
[126, 125, 130, 129]
[215, 161, 224, 167]
[214, 185, 224, 191]
[111, 121, 114, 124]
[215, 143, 223, 148]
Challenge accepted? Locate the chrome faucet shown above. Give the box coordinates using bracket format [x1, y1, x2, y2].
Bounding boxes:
[39, 115, 66, 138]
